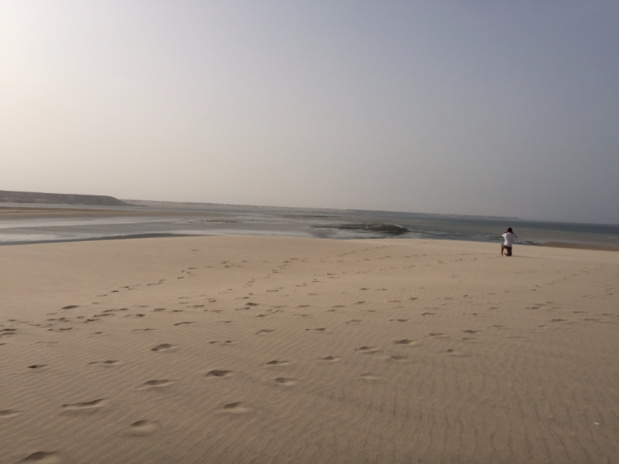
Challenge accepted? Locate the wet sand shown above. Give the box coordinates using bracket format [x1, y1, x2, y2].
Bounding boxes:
[1, 236, 618, 463]
[0, 205, 188, 219]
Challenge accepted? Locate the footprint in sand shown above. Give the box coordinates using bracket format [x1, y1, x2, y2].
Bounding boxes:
[141, 379, 175, 389]
[322, 356, 341, 362]
[355, 346, 380, 354]
[129, 420, 160, 436]
[99, 360, 119, 366]
[1, 328, 17, 337]
[0, 409, 20, 418]
[61, 398, 105, 412]
[205, 369, 232, 378]
[256, 329, 275, 335]
[446, 349, 470, 357]
[275, 377, 298, 386]
[389, 355, 409, 362]
[94, 313, 115, 318]
[62, 305, 79, 310]
[151, 344, 176, 352]
[394, 339, 417, 346]
[18, 451, 61, 463]
[265, 360, 291, 366]
[359, 373, 381, 382]
[217, 402, 252, 414]
[27, 364, 47, 370]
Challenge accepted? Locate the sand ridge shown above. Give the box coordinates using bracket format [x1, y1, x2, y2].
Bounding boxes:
[1, 236, 618, 463]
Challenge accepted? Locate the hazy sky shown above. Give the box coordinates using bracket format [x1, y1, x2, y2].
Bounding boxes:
[2, 1, 618, 223]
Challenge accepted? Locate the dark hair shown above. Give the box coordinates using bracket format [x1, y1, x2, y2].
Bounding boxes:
[506, 227, 513, 233]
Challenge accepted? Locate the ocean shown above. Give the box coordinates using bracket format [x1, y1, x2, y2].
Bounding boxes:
[1, 201, 618, 249]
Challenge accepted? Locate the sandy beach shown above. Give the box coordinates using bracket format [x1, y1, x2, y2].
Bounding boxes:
[1, 236, 617, 464]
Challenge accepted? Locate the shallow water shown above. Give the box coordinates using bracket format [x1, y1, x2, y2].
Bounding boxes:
[1, 202, 617, 248]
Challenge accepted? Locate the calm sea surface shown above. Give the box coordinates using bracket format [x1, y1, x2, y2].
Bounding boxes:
[1, 202, 618, 249]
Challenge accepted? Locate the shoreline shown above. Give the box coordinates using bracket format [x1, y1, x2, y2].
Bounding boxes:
[1, 230, 617, 252]
[536, 241, 619, 252]
[1, 204, 617, 251]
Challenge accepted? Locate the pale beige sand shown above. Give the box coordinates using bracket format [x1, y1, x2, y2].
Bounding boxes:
[1, 237, 617, 464]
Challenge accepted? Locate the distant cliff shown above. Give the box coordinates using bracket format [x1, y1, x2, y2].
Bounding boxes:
[0, 190, 128, 207]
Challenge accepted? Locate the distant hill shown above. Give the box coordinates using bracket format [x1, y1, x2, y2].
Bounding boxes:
[0, 190, 128, 207]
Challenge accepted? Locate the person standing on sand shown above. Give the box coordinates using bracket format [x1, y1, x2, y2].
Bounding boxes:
[501, 228, 517, 256]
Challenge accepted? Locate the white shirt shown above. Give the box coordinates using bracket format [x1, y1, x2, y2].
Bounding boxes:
[502, 232, 517, 246]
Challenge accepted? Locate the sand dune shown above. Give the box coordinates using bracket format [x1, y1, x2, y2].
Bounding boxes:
[1, 237, 617, 463]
